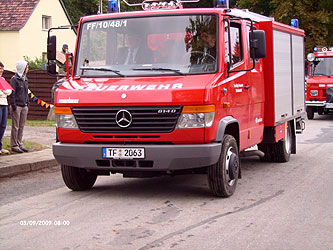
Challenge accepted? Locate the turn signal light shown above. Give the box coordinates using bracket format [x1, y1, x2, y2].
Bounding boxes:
[54, 107, 72, 114]
[182, 105, 215, 113]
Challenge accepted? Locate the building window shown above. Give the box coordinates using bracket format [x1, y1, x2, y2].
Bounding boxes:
[42, 16, 51, 30]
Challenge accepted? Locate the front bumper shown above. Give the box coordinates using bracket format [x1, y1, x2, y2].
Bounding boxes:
[306, 101, 325, 107]
[53, 143, 221, 171]
[306, 101, 333, 109]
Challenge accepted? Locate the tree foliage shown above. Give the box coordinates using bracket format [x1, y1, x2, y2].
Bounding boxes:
[236, 0, 275, 16]
[23, 56, 45, 70]
[62, 0, 333, 54]
[62, 0, 237, 23]
[237, 0, 333, 53]
[62, 0, 107, 25]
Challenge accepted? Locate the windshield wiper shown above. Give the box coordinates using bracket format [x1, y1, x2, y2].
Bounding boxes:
[313, 73, 330, 77]
[132, 67, 184, 75]
[80, 67, 124, 77]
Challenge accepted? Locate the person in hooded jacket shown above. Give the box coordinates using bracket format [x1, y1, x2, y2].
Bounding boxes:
[9, 60, 29, 153]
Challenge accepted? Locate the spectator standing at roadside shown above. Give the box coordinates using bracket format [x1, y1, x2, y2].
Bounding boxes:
[0, 61, 12, 155]
[9, 60, 29, 153]
[56, 44, 72, 75]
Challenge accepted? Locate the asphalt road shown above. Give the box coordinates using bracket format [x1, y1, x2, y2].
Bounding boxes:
[1, 114, 332, 250]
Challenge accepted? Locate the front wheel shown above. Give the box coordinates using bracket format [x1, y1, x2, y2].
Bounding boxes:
[61, 165, 97, 191]
[207, 135, 239, 197]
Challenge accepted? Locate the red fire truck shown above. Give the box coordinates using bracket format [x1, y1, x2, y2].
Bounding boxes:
[47, 0, 306, 197]
[306, 47, 333, 119]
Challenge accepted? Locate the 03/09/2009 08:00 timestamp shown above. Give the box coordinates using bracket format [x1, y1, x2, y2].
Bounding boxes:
[19, 220, 70, 226]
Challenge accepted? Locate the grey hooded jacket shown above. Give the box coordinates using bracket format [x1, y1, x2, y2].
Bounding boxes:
[10, 61, 29, 109]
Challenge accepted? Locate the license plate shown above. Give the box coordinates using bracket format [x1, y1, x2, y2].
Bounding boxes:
[325, 103, 333, 108]
[102, 147, 145, 159]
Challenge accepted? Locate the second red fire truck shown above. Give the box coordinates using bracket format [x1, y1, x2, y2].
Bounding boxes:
[306, 47, 333, 119]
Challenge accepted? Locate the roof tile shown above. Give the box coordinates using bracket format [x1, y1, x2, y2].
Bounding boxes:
[0, 0, 40, 30]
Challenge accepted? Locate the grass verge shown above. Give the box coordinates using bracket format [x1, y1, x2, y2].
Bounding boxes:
[6, 119, 56, 127]
[1, 137, 47, 154]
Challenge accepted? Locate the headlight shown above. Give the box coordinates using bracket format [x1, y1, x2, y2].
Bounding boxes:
[176, 105, 215, 129]
[310, 90, 318, 96]
[307, 53, 315, 62]
[56, 114, 78, 129]
[54, 107, 78, 129]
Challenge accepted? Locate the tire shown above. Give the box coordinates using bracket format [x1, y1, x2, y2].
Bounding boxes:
[207, 135, 239, 197]
[306, 106, 314, 120]
[258, 122, 292, 163]
[61, 165, 97, 191]
[272, 122, 292, 162]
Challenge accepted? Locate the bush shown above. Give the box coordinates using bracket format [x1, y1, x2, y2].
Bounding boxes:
[23, 56, 45, 70]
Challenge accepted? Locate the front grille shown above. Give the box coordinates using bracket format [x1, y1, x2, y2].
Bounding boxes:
[72, 106, 182, 133]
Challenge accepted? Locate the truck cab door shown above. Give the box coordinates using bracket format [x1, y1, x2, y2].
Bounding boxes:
[246, 25, 265, 146]
[224, 20, 251, 150]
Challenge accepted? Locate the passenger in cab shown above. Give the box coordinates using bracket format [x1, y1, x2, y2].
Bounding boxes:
[116, 32, 153, 65]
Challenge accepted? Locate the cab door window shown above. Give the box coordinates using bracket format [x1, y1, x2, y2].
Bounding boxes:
[225, 21, 243, 67]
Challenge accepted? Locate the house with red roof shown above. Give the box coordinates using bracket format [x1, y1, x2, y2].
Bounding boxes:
[0, 0, 77, 71]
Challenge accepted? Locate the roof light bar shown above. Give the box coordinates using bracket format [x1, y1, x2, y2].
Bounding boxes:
[313, 47, 333, 53]
[121, 0, 199, 10]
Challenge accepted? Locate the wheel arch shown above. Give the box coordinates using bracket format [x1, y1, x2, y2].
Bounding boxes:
[215, 116, 240, 150]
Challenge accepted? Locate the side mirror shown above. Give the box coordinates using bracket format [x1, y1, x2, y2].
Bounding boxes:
[47, 61, 57, 75]
[47, 35, 57, 60]
[250, 30, 266, 59]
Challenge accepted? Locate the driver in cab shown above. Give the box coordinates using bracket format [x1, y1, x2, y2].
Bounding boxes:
[189, 24, 217, 65]
[202, 31, 216, 60]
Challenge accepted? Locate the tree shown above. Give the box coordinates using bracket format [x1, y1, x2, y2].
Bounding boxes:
[62, 0, 333, 54]
[236, 0, 275, 16]
[236, 0, 333, 53]
[62, 0, 237, 23]
[62, 0, 107, 25]
[272, 0, 333, 53]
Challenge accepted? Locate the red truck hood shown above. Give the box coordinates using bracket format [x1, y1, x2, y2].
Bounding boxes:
[55, 75, 218, 106]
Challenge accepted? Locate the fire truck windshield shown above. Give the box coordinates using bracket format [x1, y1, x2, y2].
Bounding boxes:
[75, 14, 218, 77]
[312, 57, 333, 77]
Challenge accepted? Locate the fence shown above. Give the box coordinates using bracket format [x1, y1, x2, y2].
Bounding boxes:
[3, 70, 57, 120]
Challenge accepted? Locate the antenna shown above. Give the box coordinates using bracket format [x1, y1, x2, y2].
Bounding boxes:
[98, 0, 103, 14]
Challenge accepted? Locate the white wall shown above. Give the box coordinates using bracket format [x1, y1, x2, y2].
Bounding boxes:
[0, 0, 77, 71]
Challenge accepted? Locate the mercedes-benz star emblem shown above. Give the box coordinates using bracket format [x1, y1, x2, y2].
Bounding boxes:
[115, 110, 132, 128]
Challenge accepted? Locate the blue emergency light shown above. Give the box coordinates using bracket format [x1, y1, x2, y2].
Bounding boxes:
[291, 19, 299, 28]
[108, 0, 119, 13]
[313, 47, 318, 52]
[216, 0, 229, 8]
